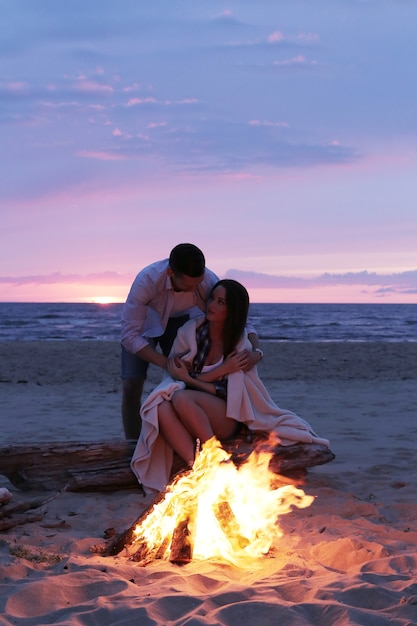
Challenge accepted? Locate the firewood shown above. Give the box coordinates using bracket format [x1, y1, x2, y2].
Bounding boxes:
[169, 517, 193, 565]
[131, 541, 151, 563]
[0, 491, 63, 521]
[213, 501, 249, 550]
[103, 490, 167, 556]
[0, 512, 44, 532]
[155, 536, 171, 560]
[0, 491, 66, 533]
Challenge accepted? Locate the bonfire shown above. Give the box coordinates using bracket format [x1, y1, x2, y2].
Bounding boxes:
[120, 437, 315, 567]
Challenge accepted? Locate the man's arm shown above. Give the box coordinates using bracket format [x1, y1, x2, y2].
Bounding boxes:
[246, 331, 263, 369]
[121, 262, 167, 355]
[135, 344, 168, 370]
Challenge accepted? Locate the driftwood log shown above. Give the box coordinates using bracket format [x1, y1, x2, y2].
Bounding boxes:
[0, 436, 335, 493]
[0, 492, 65, 532]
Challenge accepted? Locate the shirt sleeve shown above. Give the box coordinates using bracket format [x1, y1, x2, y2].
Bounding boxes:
[245, 321, 257, 336]
[121, 268, 162, 354]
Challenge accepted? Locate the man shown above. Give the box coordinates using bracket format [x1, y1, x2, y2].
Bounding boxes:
[121, 243, 262, 439]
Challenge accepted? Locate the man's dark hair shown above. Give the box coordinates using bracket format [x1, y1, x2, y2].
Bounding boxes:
[169, 243, 206, 278]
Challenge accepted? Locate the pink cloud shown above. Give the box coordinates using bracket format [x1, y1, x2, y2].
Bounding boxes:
[268, 31, 284, 43]
[127, 97, 157, 106]
[273, 55, 316, 67]
[77, 150, 127, 161]
[123, 83, 142, 92]
[249, 120, 289, 128]
[74, 81, 114, 94]
[176, 98, 199, 104]
[147, 122, 167, 129]
[224, 269, 417, 297]
[163, 98, 199, 105]
[40, 100, 80, 109]
[0, 272, 133, 287]
[2, 81, 29, 92]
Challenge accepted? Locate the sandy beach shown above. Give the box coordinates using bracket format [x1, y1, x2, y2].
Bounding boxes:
[1, 340, 417, 625]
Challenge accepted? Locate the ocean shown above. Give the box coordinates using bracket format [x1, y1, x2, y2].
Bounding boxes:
[0, 302, 415, 342]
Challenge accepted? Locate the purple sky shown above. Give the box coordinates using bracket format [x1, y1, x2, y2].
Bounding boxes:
[1, 0, 417, 303]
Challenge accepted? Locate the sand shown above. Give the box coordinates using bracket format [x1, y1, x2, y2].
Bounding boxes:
[1, 341, 417, 625]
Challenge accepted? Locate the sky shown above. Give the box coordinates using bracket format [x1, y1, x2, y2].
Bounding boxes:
[1, 0, 417, 304]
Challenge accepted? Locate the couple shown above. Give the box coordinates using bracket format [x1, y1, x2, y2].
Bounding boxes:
[121, 243, 262, 440]
[131, 278, 329, 493]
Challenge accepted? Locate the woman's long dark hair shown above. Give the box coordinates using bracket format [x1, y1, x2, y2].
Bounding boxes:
[210, 279, 250, 356]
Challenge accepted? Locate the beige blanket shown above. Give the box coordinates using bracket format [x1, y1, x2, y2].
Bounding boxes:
[131, 317, 330, 492]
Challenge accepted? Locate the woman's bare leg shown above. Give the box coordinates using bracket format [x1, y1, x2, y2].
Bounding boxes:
[171, 389, 237, 442]
[158, 400, 195, 465]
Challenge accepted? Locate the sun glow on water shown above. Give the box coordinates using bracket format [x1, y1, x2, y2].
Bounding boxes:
[89, 296, 122, 304]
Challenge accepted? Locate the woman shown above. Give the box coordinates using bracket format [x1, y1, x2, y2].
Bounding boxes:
[131, 279, 329, 492]
[158, 279, 252, 466]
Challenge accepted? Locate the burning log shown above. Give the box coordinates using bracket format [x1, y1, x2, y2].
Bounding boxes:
[105, 470, 200, 561]
[127, 515, 194, 564]
[213, 501, 249, 551]
[169, 517, 194, 564]
[0, 438, 335, 493]
[104, 490, 167, 556]
[131, 541, 152, 563]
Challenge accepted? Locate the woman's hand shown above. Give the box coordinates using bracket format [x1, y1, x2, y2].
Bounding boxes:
[223, 350, 250, 374]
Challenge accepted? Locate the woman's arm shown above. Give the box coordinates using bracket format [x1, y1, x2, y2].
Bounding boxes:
[195, 351, 249, 382]
[167, 350, 247, 390]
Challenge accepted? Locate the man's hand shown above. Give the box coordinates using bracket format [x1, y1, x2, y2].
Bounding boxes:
[167, 356, 191, 382]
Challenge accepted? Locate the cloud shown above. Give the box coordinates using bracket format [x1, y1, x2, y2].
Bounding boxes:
[0, 271, 133, 287]
[127, 97, 158, 106]
[230, 28, 320, 49]
[147, 122, 167, 129]
[317, 270, 417, 290]
[72, 80, 114, 94]
[210, 9, 242, 26]
[273, 55, 317, 68]
[268, 31, 319, 46]
[125, 97, 198, 107]
[77, 150, 127, 161]
[0, 81, 29, 93]
[249, 120, 289, 128]
[97, 117, 357, 172]
[2, 269, 416, 298]
[268, 31, 284, 43]
[224, 269, 417, 296]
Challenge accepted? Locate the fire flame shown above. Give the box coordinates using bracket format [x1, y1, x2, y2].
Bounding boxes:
[131, 437, 314, 567]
